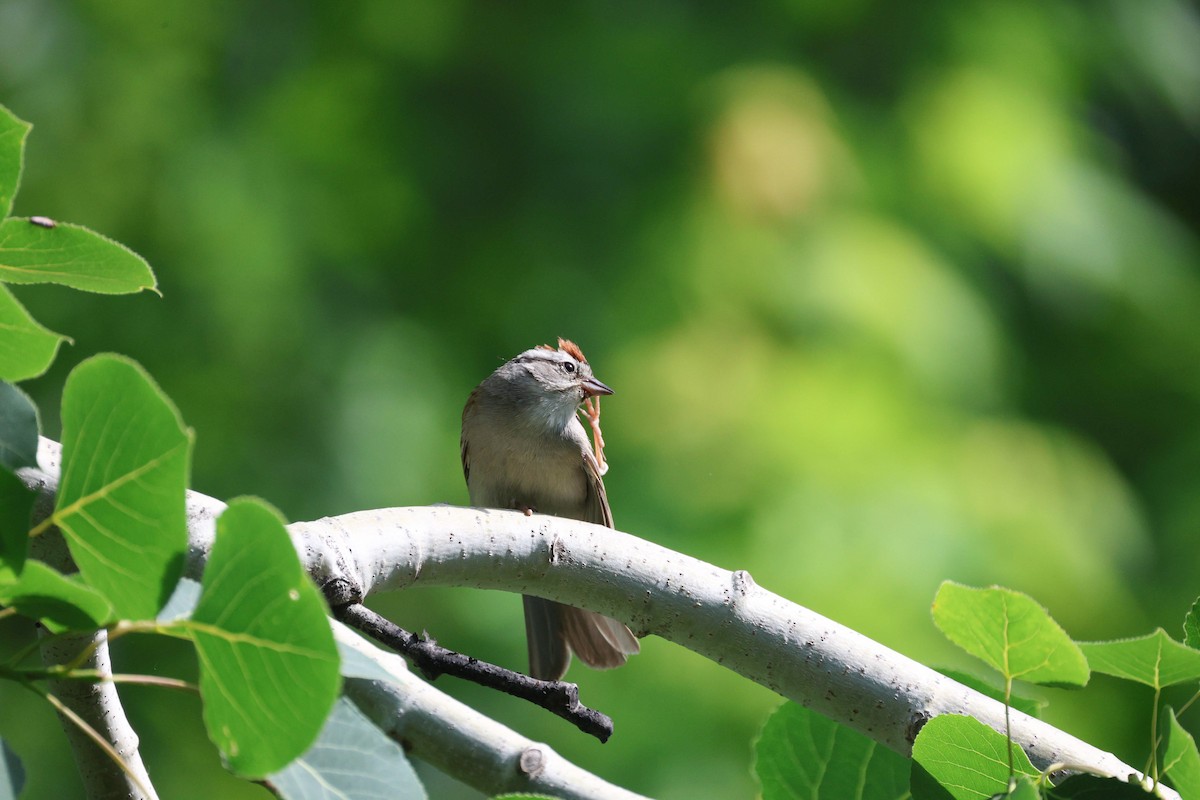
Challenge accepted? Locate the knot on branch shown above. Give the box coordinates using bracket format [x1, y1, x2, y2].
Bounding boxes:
[906, 710, 932, 746]
[518, 746, 546, 777]
[321, 577, 363, 607]
[729, 570, 756, 604]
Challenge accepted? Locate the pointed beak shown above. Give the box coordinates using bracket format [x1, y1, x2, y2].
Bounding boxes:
[582, 377, 614, 397]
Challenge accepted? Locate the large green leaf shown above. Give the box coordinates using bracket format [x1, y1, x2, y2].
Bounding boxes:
[1006, 776, 1040, 800]
[267, 697, 426, 800]
[754, 702, 910, 800]
[0, 468, 32, 581]
[0, 382, 38, 470]
[1162, 706, 1200, 798]
[0, 559, 115, 631]
[910, 714, 1038, 800]
[0, 218, 156, 295]
[1046, 774, 1157, 798]
[189, 498, 340, 778]
[1079, 629, 1200, 689]
[0, 285, 67, 382]
[932, 582, 1088, 687]
[46, 355, 190, 620]
[0, 106, 28, 219]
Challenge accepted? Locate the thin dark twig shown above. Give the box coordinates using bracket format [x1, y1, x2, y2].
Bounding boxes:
[333, 602, 614, 743]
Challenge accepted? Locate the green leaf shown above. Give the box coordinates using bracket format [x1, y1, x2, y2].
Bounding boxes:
[267, 697, 426, 800]
[939, 670, 1045, 719]
[754, 702, 910, 800]
[1079, 630, 1200, 689]
[909, 762, 956, 800]
[0, 468, 33, 581]
[1184, 598, 1200, 651]
[0, 218, 156, 295]
[0, 737, 25, 800]
[1046, 773, 1157, 798]
[910, 715, 1038, 800]
[189, 498, 340, 778]
[0, 106, 29, 219]
[0, 560, 115, 631]
[932, 582, 1088, 687]
[0, 382, 38, 470]
[1162, 706, 1200, 798]
[1006, 775, 1040, 800]
[0, 284, 68, 382]
[46, 355, 190, 619]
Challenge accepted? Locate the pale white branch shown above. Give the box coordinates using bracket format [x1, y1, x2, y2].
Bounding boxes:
[20, 440, 158, 800]
[25, 437, 636, 800]
[24, 437, 1175, 799]
[286, 505, 1165, 793]
[37, 630, 158, 800]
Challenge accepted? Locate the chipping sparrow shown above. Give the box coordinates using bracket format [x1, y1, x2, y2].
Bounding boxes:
[461, 339, 640, 680]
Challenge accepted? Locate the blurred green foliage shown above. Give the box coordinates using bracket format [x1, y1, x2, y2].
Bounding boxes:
[1, 0, 1199, 797]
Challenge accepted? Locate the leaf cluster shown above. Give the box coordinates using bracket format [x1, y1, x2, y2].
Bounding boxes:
[0, 105, 421, 800]
[754, 583, 1200, 799]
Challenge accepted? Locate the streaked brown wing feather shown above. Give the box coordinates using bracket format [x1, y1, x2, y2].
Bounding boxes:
[552, 445, 639, 674]
[460, 434, 470, 483]
[582, 448, 613, 528]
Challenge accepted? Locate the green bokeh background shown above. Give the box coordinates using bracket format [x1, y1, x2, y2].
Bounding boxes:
[3, 1, 1200, 797]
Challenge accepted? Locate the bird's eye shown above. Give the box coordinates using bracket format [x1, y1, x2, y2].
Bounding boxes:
[562, 362, 576, 373]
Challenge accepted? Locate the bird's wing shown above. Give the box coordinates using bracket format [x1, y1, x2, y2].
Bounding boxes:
[460, 391, 476, 485]
[460, 433, 470, 484]
[548, 439, 638, 676]
[523, 595, 570, 680]
[581, 447, 613, 528]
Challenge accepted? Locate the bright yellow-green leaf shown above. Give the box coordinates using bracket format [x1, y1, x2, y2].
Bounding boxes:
[0, 218, 156, 295]
[49, 355, 190, 619]
[1008, 776, 1039, 800]
[1162, 706, 1200, 798]
[0, 105, 29, 218]
[189, 498, 340, 778]
[933, 582, 1088, 687]
[754, 702, 910, 799]
[911, 714, 1038, 800]
[1079, 629, 1200, 689]
[0, 285, 67, 382]
[0, 560, 115, 632]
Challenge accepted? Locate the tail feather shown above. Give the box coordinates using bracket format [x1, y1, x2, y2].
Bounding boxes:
[523, 595, 570, 680]
[523, 596, 640, 680]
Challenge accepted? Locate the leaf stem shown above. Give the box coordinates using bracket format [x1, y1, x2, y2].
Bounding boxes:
[1148, 686, 1161, 789]
[1176, 687, 1199, 718]
[22, 681, 155, 798]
